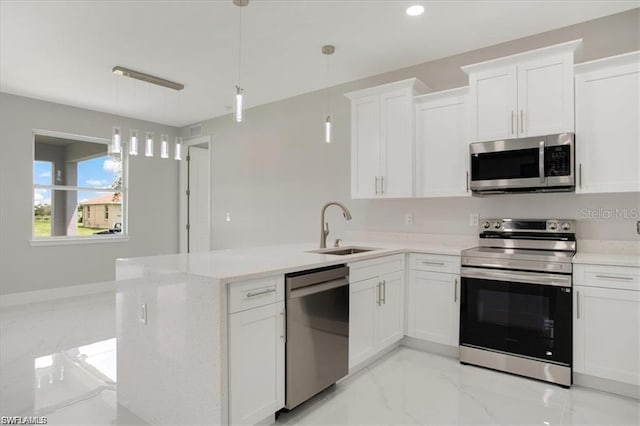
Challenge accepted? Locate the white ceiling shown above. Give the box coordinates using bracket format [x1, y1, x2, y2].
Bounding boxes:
[1, 0, 637, 127]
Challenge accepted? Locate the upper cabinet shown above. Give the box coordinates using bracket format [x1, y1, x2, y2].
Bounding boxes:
[346, 78, 428, 199]
[414, 87, 470, 197]
[463, 39, 581, 142]
[574, 51, 640, 194]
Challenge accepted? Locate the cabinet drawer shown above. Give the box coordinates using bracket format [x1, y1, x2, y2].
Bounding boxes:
[581, 265, 640, 291]
[349, 254, 404, 283]
[410, 253, 460, 274]
[228, 276, 284, 314]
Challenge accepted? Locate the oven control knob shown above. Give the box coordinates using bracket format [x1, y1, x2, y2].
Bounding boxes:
[483, 221, 491, 229]
[548, 221, 558, 231]
[493, 221, 501, 230]
[561, 222, 571, 231]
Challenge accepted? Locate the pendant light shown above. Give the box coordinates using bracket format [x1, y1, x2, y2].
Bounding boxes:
[129, 129, 139, 156]
[233, 0, 249, 123]
[174, 136, 183, 161]
[111, 126, 122, 153]
[322, 44, 335, 144]
[145, 132, 154, 157]
[160, 134, 170, 159]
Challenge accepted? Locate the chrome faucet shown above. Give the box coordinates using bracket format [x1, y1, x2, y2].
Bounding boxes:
[320, 202, 353, 248]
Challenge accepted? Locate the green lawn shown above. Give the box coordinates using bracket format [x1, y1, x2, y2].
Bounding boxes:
[34, 216, 108, 237]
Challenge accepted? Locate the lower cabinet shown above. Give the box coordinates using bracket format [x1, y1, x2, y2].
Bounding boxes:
[407, 270, 460, 346]
[573, 285, 640, 386]
[228, 300, 285, 425]
[348, 257, 405, 370]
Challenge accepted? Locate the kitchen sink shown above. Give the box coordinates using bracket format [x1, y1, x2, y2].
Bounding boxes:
[308, 246, 379, 256]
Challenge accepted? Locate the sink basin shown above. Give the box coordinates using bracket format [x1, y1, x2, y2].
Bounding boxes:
[308, 246, 379, 256]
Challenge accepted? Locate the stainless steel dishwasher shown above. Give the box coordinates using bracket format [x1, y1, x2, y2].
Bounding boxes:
[284, 264, 349, 410]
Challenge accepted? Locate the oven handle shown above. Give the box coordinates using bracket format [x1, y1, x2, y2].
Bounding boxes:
[461, 267, 571, 287]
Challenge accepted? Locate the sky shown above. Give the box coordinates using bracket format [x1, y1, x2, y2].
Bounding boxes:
[33, 155, 121, 206]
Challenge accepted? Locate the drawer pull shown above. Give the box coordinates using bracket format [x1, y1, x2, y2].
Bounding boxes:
[246, 288, 276, 298]
[595, 274, 634, 281]
[421, 261, 445, 266]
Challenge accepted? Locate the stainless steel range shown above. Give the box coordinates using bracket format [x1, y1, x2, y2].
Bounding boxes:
[460, 219, 576, 387]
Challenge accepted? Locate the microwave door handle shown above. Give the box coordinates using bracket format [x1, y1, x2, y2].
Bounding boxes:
[539, 140, 545, 184]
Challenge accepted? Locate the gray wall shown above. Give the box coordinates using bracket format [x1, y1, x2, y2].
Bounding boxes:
[189, 9, 640, 250]
[0, 93, 180, 295]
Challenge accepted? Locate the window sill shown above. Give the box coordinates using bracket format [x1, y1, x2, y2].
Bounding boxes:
[30, 235, 130, 247]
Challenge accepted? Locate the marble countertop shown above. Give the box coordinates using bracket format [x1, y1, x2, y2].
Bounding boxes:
[572, 252, 639, 268]
[116, 240, 470, 283]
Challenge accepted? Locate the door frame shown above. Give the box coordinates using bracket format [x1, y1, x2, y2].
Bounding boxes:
[178, 135, 211, 253]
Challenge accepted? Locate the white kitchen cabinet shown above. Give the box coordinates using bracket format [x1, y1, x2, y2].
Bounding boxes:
[346, 78, 427, 199]
[414, 87, 471, 197]
[463, 40, 580, 142]
[348, 255, 405, 369]
[574, 286, 640, 386]
[575, 51, 640, 193]
[229, 299, 284, 425]
[348, 277, 379, 367]
[407, 270, 460, 346]
[573, 263, 640, 388]
[376, 271, 404, 348]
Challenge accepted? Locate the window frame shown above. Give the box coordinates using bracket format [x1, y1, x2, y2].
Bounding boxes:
[30, 129, 129, 246]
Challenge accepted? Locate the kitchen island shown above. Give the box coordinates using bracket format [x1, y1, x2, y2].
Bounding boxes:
[114, 239, 470, 425]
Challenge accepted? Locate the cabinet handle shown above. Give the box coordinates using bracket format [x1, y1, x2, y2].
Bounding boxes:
[454, 278, 458, 302]
[520, 110, 524, 134]
[280, 309, 286, 343]
[578, 164, 582, 188]
[466, 171, 469, 192]
[376, 282, 381, 306]
[382, 280, 386, 305]
[381, 176, 385, 195]
[576, 290, 580, 319]
[511, 111, 515, 135]
[421, 261, 445, 266]
[375, 176, 379, 195]
[246, 288, 276, 298]
[595, 274, 634, 281]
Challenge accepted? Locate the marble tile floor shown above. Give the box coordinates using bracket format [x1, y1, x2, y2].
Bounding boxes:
[1, 291, 638, 425]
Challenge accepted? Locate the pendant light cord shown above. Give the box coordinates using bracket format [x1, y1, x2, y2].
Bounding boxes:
[237, 6, 243, 85]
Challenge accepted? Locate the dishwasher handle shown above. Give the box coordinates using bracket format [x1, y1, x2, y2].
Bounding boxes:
[288, 277, 349, 299]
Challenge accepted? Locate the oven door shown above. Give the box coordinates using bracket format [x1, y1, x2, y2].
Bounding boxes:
[460, 267, 572, 366]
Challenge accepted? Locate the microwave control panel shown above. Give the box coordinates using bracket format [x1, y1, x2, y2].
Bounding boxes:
[545, 145, 571, 177]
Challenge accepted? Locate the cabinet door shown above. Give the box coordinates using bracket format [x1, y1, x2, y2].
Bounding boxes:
[575, 59, 640, 193]
[380, 89, 414, 198]
[351, 95, 381, 199]
[407, 271, 459, 346]
[517, 54, 574, 136]
[229, 302, 284, 425]
[377, 271, 404, 349]
[415, 92, 470, 197]
[349, 278, 378, 369]
[468, 65, 518, 142]
[574, 286, 640, 385]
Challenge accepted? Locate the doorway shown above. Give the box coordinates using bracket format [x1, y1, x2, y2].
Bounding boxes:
[178, 135, 211, 253]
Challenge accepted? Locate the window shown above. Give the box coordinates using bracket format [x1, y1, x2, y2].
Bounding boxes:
[33, 131, 126, 240]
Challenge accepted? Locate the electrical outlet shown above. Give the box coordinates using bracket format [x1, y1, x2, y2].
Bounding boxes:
[405, 213, 414, 225]
[469, 213, 479, 227]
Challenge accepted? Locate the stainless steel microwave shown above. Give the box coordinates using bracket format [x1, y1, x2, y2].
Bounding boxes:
[469, 133, 574, 194]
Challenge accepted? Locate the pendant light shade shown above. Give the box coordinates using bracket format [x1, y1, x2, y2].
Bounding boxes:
[174, 136, 183, 161]
[234, 86, 244, 123]
[160, 134, 170, 159]
[111, 126, 122, 154]
[129, 129, 139, 156]
[145, 132, 154, 157]
[324, 115, 332, 144]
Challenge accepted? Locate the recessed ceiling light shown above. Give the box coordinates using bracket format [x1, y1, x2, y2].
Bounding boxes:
[406, 5, 425, 17]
